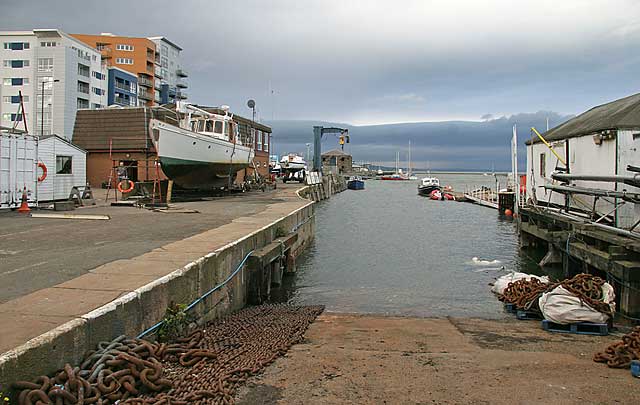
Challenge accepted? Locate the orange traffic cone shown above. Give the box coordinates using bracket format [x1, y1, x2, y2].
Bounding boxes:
[17, 187, 31, 214]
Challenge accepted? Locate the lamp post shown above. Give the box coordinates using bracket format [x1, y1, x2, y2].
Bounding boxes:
[41, 78, 59, 135]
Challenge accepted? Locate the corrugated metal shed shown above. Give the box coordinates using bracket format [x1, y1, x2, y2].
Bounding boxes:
[527, 92, 640, 144]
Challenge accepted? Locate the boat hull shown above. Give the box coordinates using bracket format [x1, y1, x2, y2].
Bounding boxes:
[347, 180, 365, 190]
[150, 119, 254, 189]
[418, 185, 442, 196]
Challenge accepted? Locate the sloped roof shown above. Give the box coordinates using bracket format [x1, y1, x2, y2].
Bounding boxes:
[40, 134, 87, 153]
[322, 149, 351, 157]
[527, 92, 640, 144]
[73, 107, 153, 151]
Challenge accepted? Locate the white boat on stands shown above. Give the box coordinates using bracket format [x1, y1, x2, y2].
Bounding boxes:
[280, 154, 306, 173]
[149, 103, 254, 189]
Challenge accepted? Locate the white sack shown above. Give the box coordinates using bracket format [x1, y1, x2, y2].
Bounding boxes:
[491, 271, 550, 295]
[538, 284, 616, 324]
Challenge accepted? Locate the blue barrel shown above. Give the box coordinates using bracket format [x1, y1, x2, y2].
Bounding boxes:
[631, 360, 640, 378]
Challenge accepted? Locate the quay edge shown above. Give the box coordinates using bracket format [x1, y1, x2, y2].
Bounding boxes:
[0, 175, 346, 389]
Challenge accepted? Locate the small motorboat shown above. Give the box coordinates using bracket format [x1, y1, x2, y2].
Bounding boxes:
[418, 177, 441, 196]
[347, 175, 365, 190]
[429, 189, 455, 201]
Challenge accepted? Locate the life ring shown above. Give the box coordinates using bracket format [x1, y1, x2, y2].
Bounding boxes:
[117, 179, 135, 193]
[37, 162, 47, 182]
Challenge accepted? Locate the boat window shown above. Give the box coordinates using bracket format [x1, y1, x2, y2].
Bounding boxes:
[214, 121, 223, 134]
[205, 120, 213, 132]
[190, 121, 196, 132]
[197, 120, 205, 132]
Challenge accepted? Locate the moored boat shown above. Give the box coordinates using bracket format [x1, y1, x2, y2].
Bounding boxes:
[347, 176, 365, 190]
[149, 104, 254, 189]
[418, 177, 441, 196]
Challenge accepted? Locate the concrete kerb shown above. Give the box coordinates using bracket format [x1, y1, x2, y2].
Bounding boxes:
[0, 189, 316, 388]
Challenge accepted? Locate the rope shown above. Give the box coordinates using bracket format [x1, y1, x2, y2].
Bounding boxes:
[138, 249, 254, 338]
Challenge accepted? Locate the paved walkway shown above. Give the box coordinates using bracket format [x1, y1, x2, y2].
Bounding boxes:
[0, 184, 308, 355]
[238, 314, 637, 404]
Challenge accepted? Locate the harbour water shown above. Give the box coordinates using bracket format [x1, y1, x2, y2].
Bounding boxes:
[281, 173, 541, 318]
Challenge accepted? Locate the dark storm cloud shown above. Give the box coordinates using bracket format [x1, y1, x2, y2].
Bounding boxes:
[2, 1, 639, 169]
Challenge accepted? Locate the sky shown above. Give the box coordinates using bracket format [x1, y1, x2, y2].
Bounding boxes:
[2, 0, 640, 126]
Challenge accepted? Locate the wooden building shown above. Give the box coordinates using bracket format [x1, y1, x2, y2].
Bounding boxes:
[525, 92, 640, 228]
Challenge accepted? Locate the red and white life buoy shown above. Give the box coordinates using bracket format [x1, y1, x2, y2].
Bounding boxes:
[117, 179, 135, 193]
[37, 162, 47, 182]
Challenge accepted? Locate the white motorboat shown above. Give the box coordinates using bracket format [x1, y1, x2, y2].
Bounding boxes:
[149, 103, 254, 189]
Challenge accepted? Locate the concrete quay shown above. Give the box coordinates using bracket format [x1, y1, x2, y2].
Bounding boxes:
[237, 313, 638, 404]
[0, 177, 345, 387]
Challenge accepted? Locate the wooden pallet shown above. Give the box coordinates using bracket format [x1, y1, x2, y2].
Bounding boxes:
[516, 310, 542, 320]
[541, 320, 608, 336]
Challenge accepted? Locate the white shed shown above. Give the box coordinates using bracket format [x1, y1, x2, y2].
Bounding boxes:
[37, 134, 87, 201]
[525, 93, 640, 229]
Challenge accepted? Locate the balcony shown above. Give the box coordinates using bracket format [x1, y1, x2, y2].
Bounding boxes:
[176, 69, 188, 78]
[114, 96, 129, 106]
[114, 81, 131, 92]
[138, 89, 153, 101]
[154, 67, 164, 78]
[176, 80, 187, 89]
[154, 80, 162, 90]
[138, 76, 153, 88]
[177, 91, 188, 100]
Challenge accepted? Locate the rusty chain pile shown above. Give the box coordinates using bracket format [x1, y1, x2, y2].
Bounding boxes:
[548, 274, 612, 315]
[593, 326, 640, 368]
[499, 278, 549, 310]
[499, 273, 612, 315]
[134, 303, 325, 405]
[11, 304, 323, 405]
[11, 333, 206, 405]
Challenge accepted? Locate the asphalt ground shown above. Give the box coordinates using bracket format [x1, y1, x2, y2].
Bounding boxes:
[0, 186, 297, 304]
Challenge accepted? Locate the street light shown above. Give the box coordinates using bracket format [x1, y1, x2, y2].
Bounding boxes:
[41, 78, 59, 136]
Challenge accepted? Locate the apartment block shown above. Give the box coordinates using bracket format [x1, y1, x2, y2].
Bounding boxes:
[107, 66, 137, 107]
[148, 37, 188, 104]
[0, 29, 107, 139]
[72, 33, 156, 106]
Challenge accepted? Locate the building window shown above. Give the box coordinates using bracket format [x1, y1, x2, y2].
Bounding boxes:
[92, 103, 102, 109]
[40, 41, 56, 47]
[4, 60, 29, 68]
[2, 113, 24, 121]
[3, 95, 29, 103]
[4, 78, 29, 86]
[77, 98, 89, 109]
[92, 87, 104, 96]
[77, 81, 89, 94]
[130, 82, 137, 93]
[4, 42, 30, 50]
[264, 134, 269, 152]
[56, 156, 73, 174]
[257, 130, 263, 151]
[116, 58, 133, 65]
[116, 44, 134, 51]
[539, 153, 546, 177]
[77, 63, 90, 77]
[92, 71, 105, 80]
[38, 57, 54, 72]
